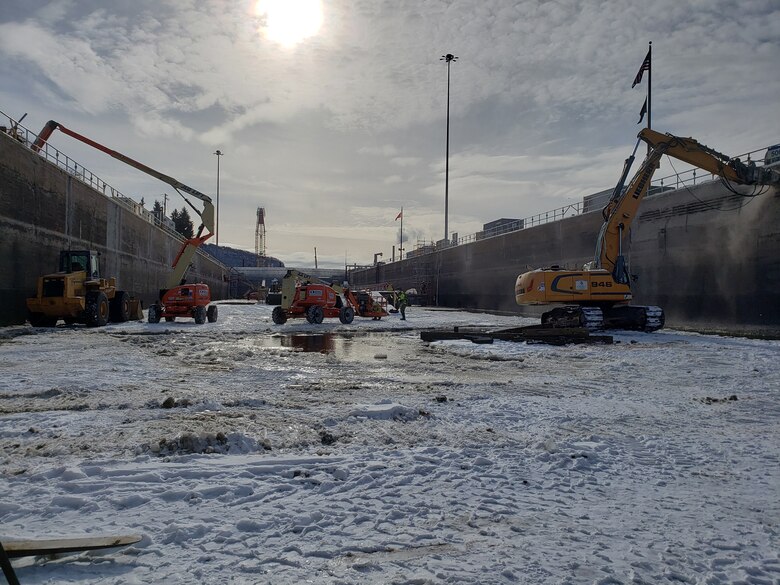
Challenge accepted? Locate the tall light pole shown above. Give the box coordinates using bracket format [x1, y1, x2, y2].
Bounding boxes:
[440, 53, 457, 243]
[214, 149, 223, 246]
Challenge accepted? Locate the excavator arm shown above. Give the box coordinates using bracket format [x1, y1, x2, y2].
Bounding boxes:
[32, 120, 215, 290]
[595, 128, 780, 281]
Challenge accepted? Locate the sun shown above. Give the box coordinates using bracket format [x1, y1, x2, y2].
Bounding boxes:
[255, 0, 323, 47]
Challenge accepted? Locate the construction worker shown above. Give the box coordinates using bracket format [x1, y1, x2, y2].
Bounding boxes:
[397, 290, 408, 320]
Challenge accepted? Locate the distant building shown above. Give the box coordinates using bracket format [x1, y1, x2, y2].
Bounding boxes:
[476, 218, 524, 240]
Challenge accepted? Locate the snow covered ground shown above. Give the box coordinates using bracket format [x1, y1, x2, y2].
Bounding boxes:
[1, 303, 779, 584]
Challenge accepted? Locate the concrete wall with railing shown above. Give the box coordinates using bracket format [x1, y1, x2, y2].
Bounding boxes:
[0, 120, 228, 326]
[350, 157, 780, 335]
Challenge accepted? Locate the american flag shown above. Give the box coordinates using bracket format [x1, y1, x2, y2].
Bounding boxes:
[631, 49, 651, 88]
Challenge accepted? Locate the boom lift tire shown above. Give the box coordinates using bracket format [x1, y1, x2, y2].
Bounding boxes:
[109, 291, 131, 323]
[272, 306, 287, 324]
[85, 291, 109, 327]
[147, 304, 161, 324]
[339, 306, 355, 324]
[194, 305, 207, 325]
[308, 305, 324, 324]
[207, 305, 218, 323]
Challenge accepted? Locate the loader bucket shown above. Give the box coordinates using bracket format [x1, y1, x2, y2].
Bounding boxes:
[128, 299, 144, 321]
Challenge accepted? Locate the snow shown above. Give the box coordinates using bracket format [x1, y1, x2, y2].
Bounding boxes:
[1, 303, 779, 584]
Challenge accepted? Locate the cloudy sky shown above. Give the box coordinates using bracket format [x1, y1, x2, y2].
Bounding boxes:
[1, 0, 778, 268]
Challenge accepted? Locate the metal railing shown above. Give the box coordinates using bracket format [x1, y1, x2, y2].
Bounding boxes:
[0, 109, 222, 264]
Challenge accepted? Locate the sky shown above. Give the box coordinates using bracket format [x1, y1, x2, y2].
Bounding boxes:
[1, 0, 778, 268]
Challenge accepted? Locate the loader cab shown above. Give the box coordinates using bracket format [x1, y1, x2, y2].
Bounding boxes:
[59, 250, 100, 279]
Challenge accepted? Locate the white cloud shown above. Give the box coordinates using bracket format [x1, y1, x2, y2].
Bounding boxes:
[359, 145, 398, 156]
[390, 156, 420, 167]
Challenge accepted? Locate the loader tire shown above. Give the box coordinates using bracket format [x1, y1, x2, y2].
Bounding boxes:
[85, 291, 109, 327]
[339, 306, 355, 324]
[165, 316, 176, 322]
[28, 312, 57, 328]
[194, 305, 207, 325]
[109, 291, 131, 323]
[207, 304, 218, 323]
[272, 306, 287, 325]
[147, 304, 161, 324]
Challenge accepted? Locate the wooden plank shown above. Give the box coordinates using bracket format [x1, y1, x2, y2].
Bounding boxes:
[1, 534, 142, 558]
[420, 330, 466, 342]
[421, 326, 612, 345]
[490, 326, 591, 337]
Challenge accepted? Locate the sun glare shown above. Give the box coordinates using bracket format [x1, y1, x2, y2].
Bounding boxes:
[255, 0, 323, 47]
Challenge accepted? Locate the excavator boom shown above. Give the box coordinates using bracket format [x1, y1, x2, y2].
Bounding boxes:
[596, 128, 780, 277]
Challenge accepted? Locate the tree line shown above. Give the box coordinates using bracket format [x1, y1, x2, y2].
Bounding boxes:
[151, 199, 194, 238]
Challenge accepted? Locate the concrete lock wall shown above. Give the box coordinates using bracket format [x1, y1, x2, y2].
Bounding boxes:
[0, 131, 228, 326]
[351, 179, 780, 336]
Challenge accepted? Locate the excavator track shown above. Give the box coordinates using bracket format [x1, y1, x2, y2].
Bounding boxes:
[542, 305, 665, 332]
[541, 306, 604, 331]
[602, 304, 665, 332]
[640, 306, 665, 332]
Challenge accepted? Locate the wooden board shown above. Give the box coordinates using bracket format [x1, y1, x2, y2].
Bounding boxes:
[420, 326, 612, 345]
[1, 534, 142, 558]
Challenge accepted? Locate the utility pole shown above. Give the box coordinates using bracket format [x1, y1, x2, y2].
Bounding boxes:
[214, 149, 223, 246]
[440, 53, 458, 243]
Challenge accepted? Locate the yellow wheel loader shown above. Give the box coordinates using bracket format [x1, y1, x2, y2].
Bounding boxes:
[26, 250, 142, 327]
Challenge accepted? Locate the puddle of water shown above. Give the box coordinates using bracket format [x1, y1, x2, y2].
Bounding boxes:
[255, 332, 392, 359]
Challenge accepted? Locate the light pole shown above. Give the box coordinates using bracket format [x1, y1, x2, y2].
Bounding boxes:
[214, 149, 223, 246]
[440, 53, 457, 243]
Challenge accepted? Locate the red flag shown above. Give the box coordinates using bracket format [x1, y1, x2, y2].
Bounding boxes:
[631, 49, 651, 88]
[395, 210, 403, 221]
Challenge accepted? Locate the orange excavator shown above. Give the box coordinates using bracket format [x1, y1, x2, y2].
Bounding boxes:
[515, 128, 780, 331]
[32, 121, 218, 324]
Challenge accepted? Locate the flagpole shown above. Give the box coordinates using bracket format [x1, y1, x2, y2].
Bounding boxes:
[399, 207, 403, 260]
[647, 41, 652, 153]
